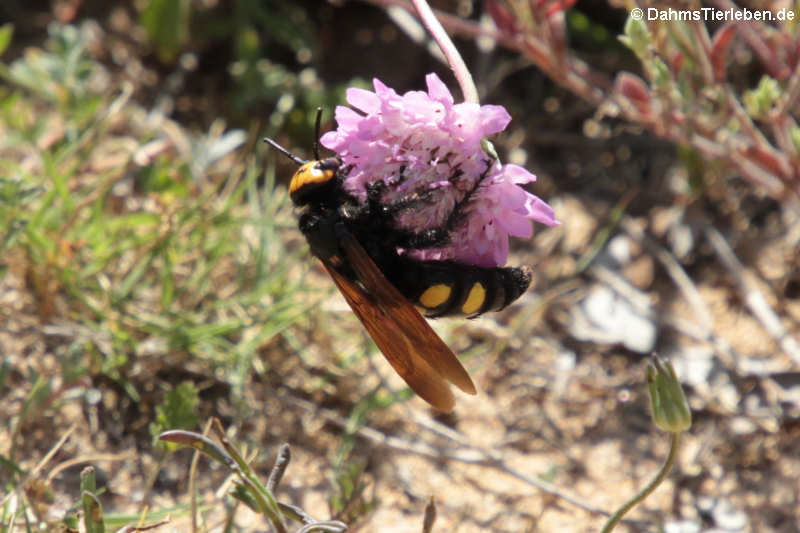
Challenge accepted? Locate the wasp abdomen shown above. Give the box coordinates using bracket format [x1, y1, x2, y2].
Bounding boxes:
[385, 259, 532, 318]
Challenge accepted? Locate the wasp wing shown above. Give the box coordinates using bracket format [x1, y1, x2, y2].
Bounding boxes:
[323, 262, 455, 411]
[337, 232, 477, 396]
[321, 232, 476, 412]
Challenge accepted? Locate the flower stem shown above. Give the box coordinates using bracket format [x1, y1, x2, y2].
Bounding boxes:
[600, 431, 681, 533]
[410, 0, 479, 104]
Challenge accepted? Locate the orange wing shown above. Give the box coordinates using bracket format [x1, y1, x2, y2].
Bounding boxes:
[321, 233, 476, 412]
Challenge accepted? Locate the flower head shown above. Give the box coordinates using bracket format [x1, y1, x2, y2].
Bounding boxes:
[647, 356, 692, 433]
[320, 73, 558, 267]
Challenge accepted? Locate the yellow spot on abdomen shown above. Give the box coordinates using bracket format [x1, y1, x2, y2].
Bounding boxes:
[419, 284, 452, 309]
[461, 283, 486, 315]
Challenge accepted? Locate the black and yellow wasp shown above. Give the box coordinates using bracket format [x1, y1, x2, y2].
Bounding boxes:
[265, 113, 530, 411]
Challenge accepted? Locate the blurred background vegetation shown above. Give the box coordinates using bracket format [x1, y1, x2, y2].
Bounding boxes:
[1, 1, 799, 532]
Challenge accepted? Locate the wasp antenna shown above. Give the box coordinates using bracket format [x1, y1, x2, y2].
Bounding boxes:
[263, 137, 307, 166]
[313, 107, 323, 161]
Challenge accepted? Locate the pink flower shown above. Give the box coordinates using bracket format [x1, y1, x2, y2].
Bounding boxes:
[320, 73, 558, 268]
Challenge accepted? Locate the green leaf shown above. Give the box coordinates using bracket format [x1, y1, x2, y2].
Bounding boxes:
[619, 15, 651, 58]
[0, 24, 13, 56]
[743, 76, 781, 118]
[158, 430, 236, 469]
[81, 467, 105, 533]
[140, 0, 190, 63]
[791, 124, 800, 152]
[149, 382, 199, 446]
[0, 453, 25, 476]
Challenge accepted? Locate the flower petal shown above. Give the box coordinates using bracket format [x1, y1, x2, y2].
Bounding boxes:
[425, 73, 454, 107]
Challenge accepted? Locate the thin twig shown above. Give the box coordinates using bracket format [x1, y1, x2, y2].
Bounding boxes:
[621, 217, 714, 334]
[286, 395, 646, 524]
[29, 424, 77, 478]
[704, 225, 800, 365]
[410, 0, 479, 104]
[421, 497, 437, 533]
[190, 419, 215, 533]
[600, 432, 681, 533]
[267, 443, 292, 493]
[45, 452, 136, 484]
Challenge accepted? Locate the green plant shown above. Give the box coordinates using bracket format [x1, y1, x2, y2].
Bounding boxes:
[160, 420, 349, 532]
[0, 23, 330, 531]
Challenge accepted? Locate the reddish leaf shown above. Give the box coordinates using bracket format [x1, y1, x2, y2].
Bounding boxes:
[669, 52, 685, 76]
[710, 23, 738, 82]
[485, 0, 518, 34]
[536, 0, 577, 15]
[744, 145, 789, 177]
[615, 72, 651, 116]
